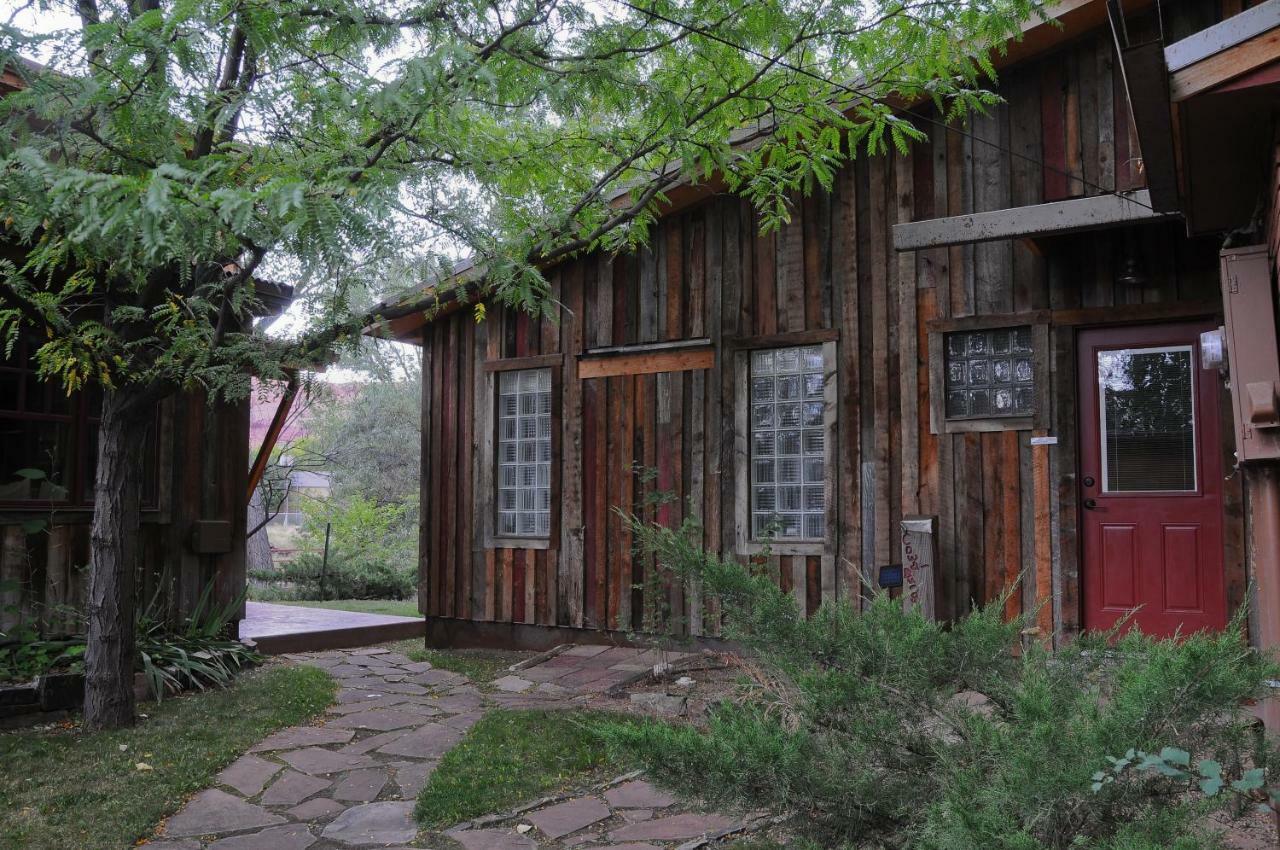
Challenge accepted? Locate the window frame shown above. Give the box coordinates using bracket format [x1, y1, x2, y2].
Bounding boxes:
[927, 312, 1051, 434]
[733, 335, 838, 557]
[0, 337, 164, 511]
[480, 355, 561, 550]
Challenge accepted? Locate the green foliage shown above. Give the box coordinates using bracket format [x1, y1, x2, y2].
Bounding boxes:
[415, 709, 637, 828]
[257, 494, 417, 599]
[1095, 747, 1277, 813]
[136, 583, 261, 700]
[0, 664, 335, 850]
[603, 512, 1280, 850]
[0, 0, 1043, 408]
[308, 376, 422, 516]
[0, 630, 85, 684]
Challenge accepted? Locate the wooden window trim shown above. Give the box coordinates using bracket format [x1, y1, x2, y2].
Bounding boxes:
[734, 340, 837, 557]
[728, 328, 840, 351]
[927, 314, 1050, 434]
[481, 353, 563, 372]
[479, 363, 560, 550]
[0, 338, 164, 510]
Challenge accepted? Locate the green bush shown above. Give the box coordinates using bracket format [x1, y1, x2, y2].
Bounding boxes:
[602, 513, 1280, 850]
[261, 494, 415, 600]
[136, 584, 260, 701]
[275, 552, 415, 600]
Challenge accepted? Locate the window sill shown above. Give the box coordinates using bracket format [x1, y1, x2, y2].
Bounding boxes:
[940, 415, 1035, 434]
[736, 540, 827, 557]
[486, 535, 552, 550]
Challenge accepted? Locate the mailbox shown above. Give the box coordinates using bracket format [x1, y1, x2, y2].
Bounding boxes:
[1219, 245, 1280, 463]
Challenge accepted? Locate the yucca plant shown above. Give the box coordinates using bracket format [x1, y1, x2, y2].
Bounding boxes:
[136, 583, 260, 701]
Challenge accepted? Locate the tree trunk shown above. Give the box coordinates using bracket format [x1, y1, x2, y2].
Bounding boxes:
[83, 391, 147, 730]
[246, 487, 273, 574]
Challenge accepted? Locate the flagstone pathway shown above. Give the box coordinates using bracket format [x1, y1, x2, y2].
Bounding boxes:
[145, 644, 744, 850]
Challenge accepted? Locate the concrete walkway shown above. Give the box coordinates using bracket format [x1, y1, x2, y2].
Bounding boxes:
[239, 603, 425, 653]
[145, 645, 745, 850]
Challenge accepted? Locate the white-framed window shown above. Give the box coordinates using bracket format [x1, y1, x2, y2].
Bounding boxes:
[496, 368, 552, 537]
[746, 344, 831, 543]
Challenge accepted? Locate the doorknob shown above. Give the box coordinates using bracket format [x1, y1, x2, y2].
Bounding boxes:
[1083, 498, 1098, 510]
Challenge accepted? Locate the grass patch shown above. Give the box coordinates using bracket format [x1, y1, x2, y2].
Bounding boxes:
[384, 640, 530, 684]
[267, 598, 423, 618]
[0, 663, 335, 850]
[415, 708, 636, 828]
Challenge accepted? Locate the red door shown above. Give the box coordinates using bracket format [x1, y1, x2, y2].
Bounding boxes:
[1078, 322, 1226, 637]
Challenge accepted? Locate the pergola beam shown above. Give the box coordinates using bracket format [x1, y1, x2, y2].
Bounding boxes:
[891, 190, 1176, 252]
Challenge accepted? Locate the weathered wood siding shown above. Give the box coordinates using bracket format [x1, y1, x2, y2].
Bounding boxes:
[0, 392, 251, 633]
[420, 20, 1248, 641]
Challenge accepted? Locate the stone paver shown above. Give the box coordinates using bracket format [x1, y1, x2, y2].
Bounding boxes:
[332, 767, 390, 802]
[260, 770, 331, 806]
[321, 801, 418, 846]
[526, 796, 612, 839]
[450, 828, 539, 850]
[206, 824, 316, 850]
[604, 781, 678, 809]
[217, 754, 282, 797]
[492, 675, 536, 693]
[329, 709, 424, 731]
[286, 797, 347, 820]
[250, 726, 355, 752]
[153, 642, 742, 850]
[163, 789, 286, 837]
[376, 723, 463, 758]
[280, 746, 376, 775]
[607, 813, 739, 842]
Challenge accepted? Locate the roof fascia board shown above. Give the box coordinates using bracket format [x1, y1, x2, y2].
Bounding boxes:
[1165, 0, 1280, 73]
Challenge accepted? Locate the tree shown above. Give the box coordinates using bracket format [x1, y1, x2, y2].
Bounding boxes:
[0, 0, 1040, 728]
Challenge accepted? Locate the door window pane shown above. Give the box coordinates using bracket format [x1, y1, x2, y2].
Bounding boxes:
[496, 368, 552, 537]
[749, 345, 827, 540]
[1099, 346, 1196, 492]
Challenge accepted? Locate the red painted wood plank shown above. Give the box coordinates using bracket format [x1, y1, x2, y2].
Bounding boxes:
[1041, 61, 1070, 201]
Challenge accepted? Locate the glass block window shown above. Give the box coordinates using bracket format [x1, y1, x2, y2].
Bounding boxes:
[749, 346, 827, 540]
[496, 368, 552, 537]
[944, 326, 1035, 419]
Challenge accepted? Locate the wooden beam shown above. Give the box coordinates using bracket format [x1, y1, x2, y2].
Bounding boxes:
[1115, 41, 1180, 211]
[245, 370, 299, 501]
[481, 353, 563, 372]
[576, 346, 714, 379]
[891, 190, 1176, 251]
[1169, 27, 1280, 101]
[1165, 0, 1280, 73]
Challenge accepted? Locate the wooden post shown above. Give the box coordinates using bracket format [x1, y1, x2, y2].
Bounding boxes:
[900, 516, 938, 621]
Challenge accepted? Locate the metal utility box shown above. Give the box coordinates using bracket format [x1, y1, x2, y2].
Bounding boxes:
[1219, 245, 1280, 463]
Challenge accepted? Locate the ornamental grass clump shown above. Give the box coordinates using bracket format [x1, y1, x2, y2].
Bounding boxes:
[605, 512, 1279, 850]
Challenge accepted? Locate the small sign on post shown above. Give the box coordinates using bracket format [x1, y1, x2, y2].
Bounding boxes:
[900, 515, 938, 621]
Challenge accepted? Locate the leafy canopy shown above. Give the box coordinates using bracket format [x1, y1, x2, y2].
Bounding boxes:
[1, 0, 1040, 402]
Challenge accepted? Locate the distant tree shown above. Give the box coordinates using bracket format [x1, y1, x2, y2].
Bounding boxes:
[0, 0, 1039, 728]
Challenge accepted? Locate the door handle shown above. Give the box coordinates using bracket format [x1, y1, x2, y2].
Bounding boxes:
[1083, 498, 1098, 510]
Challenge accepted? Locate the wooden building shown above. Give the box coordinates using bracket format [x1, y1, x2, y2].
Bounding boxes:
[384, 0, 1280, 648]
[0, 283, 291, 636]
[0, 65, 298, 636]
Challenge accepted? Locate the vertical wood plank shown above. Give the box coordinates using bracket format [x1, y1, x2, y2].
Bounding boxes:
[560, 264, 585, 627]
[833, 161, 860, 603]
